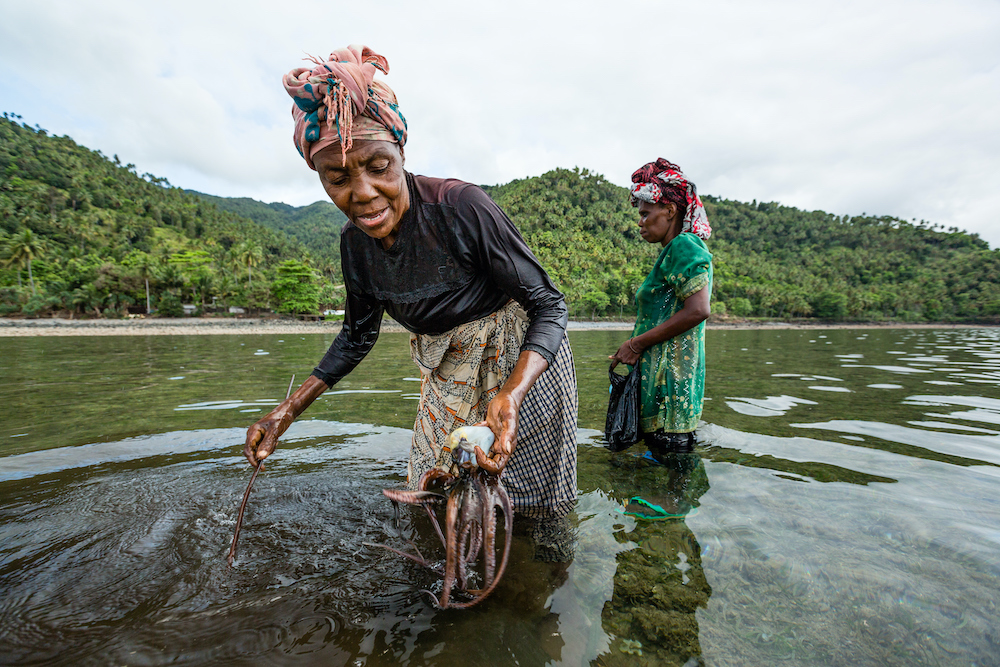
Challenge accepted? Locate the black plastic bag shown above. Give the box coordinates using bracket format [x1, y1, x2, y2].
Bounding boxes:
[605, 364, 641, 451]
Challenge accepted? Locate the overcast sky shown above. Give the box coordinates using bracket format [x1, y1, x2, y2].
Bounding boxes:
[2, 0, 998, 247]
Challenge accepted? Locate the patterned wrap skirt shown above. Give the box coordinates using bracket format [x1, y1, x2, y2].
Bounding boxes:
[407, 300, 578, 519]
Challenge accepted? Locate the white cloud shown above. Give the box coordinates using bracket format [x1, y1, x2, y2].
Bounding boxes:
[2, 0, 998, 246]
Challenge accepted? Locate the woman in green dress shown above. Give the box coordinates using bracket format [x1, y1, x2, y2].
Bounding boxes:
[609, 158, 713, 461]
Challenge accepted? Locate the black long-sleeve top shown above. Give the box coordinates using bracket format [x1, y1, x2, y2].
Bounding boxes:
[311, 172, 568, 387]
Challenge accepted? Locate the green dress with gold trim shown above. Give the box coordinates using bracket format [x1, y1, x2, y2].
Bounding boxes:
[631, 232, 713, 434]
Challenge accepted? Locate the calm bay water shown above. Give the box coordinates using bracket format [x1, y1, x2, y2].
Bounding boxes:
[1, 327, 999, 665]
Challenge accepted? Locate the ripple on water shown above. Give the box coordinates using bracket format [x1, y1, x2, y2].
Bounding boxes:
[724, 395, 818, 417]
[789, 418, 1000, 465]
[0, 421, 597, 665]
[0, 427, 415, 664]
[175, 399, 279, 412]
[840, 364, 932, 374]
[907, 421, 1000, 434]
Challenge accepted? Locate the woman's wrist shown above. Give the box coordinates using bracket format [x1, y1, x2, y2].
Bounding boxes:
[628, 337, 642, 354]
[502, 350, 548, 403]
[287, 375, 329, 418]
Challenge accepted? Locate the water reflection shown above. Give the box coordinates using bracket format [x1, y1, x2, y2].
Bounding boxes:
[577, 441, 712, 665]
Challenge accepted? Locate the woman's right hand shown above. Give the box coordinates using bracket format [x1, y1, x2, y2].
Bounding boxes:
[244, 401, 296, 467]
[243, 375, 330, 467]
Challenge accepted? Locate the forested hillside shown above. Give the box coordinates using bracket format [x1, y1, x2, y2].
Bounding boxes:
[0, 116, 332, 317]
[706, 197, 998, 321]
[485, 169, 1000, 322]
[191, 191, 347, 271]
[2, 115, 998, 322]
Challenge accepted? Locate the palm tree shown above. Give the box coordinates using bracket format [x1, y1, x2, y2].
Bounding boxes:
[615, 291, 629, 319]
[215, 274, 238, 308]
[132, 252, 158, 314]
[71, 283, 106, 318]
[236, 241, 264, 287]
[105, 292, 135, 318]
[226, 249, 243, 280]
[192, 270, 215, 308]
[3, 228, 47, 296]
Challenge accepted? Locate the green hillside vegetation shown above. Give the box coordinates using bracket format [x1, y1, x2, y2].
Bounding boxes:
[2, 115, 998, 323]
[0, 115, 333, 317]
[191, 191, 347, 276]
[484, 168, 1000, 322]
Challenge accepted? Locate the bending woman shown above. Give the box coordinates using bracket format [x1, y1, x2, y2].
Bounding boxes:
[243, 46, 577, 555]
[609, 158, 712, 461]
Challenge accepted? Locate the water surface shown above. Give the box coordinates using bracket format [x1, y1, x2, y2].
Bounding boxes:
[2, 327, 999, 665]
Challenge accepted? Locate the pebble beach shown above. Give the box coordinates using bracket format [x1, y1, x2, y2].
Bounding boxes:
[0, 317, 985, 337]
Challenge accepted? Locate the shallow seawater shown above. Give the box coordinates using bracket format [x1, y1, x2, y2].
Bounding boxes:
[1, 327, 999, 666]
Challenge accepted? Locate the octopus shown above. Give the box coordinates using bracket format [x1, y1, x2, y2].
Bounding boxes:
[371, 426, 513, 609]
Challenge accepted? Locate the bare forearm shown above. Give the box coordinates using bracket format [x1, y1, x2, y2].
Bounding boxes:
[633, 288, 710, 350]
[286, 374, 330, 418]
[611, 288, 709, 368]
[501, 350, 549, 402]
[475, 349, 549, 475]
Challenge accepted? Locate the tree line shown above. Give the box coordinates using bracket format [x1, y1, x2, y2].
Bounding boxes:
[485, 168, 1000, 322]
[0, 115, 332, 318]
[3, 114, 998, 323]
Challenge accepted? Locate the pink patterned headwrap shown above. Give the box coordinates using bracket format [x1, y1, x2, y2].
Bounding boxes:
[282, 45, 408, 170]
[630, 158, 712, 239]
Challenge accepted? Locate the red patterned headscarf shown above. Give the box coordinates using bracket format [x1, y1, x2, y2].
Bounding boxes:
[282, 45, 408, 170]
[630, 158, 712, 239]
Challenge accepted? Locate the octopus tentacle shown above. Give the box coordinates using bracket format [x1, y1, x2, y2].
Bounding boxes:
[417, 469, 456, 548]
[382, 489, 444, 504]
[460, 485, 482, 558]
[462, 474, 513, 603]
[422, 503, 448, 549]
[465, 522, 482, 566]
[381, 490, 448, 554]
[419, 468, 456, 493]
[376, 446, 513, 609]
[493, 479, 513, 583]
[470, 475, 496, 585]
[457, 519, 475, 589]
[436, 480, 464, 609]
[363, 541, 431, 567]
[435, 477, 513, 609]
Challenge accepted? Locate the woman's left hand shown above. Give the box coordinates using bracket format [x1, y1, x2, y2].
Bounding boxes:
[472, 349, 549, 476]
[609, 338, 643, 369]
[474, 389, 520, 475]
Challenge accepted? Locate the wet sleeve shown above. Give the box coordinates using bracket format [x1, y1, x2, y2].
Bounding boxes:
[310, 287, 383, 386]
[668, 234, 713, 301]
[452, 186, 567, 365]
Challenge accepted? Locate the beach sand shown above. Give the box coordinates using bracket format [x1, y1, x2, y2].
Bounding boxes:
[0, 317, 986, 337]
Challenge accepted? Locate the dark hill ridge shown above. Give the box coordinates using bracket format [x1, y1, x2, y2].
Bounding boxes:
[188, 192, 347, 268]
[2, 116, 997, 322]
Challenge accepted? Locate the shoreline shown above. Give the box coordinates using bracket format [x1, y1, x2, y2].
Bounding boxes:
[0, 317, 990, 337]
